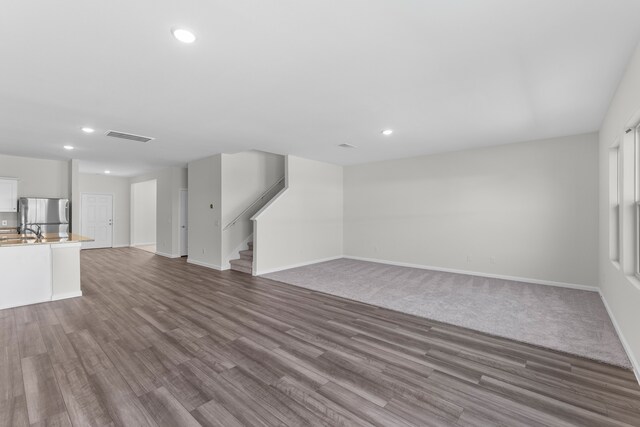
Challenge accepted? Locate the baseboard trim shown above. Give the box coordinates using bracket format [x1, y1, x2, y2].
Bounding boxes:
[343, 256, 599, 292]
[187, 258, 223, 270]
[52, 291, 83, 301]
[0, 298, 51, 311]
[132, 242, 156, 247]
[155, 251, 180, 259]
[112, 244, 130, 248]
[599, 291, 640, 384]
[256, 256, 343, 276]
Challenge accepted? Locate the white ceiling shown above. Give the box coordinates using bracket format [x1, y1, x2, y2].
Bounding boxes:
[1, 0, 639, 176]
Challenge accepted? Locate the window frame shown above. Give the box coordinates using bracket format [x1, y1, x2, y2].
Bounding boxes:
[635, 125, 640, 279]
[610, 143, 621, 265]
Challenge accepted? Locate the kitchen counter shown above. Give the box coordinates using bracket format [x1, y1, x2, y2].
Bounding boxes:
[0, 234, 89, 310]
[0, 233, 92, 247]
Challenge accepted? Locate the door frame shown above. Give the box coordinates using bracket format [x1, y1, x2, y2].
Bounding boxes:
[80, 192, 114, 249]
[179, 188, 188, 256]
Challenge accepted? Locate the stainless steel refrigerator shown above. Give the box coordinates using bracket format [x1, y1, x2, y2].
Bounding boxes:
[18, 198, 70, 237]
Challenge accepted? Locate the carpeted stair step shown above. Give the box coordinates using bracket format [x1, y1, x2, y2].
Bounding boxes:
[230, 258, 252, 274]
[239, 249, 253, 260]
[248, 241, 253, 250]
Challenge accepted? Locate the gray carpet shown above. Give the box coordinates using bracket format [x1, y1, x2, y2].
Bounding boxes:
[263, 258, 631, 368]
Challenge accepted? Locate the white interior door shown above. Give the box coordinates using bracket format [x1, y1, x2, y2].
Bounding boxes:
[81, 194, 113, 249]
[180, 189, 188, 256]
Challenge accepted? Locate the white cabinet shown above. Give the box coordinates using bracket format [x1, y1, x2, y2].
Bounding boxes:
[0, 245, 52, 310]
[51, 243, 82, 300]
[0, 242, 82, 310]
[0, 178, 18, 212]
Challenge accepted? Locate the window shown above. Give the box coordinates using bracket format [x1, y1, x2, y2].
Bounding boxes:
[619, 130, 637, 276]
[613, 109, 640, 286]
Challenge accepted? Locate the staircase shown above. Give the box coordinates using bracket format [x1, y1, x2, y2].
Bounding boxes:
[229, 241, 253, 274]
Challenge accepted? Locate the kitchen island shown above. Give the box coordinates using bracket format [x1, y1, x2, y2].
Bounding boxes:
[0, 233, 92, 310]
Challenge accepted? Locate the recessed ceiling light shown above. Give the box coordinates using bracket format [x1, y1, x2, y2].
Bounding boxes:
[172, 28, 196, 44]
[104, 170, 111, 174]
[63, 145, 74, 150]
[381, 129, 393, 136]
[81, 127, 95, 133]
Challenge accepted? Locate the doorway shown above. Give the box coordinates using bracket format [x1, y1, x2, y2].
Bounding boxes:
[179, 189, 188, 256]
[131, 180, 157, 253]
[81, 194, 113, 249]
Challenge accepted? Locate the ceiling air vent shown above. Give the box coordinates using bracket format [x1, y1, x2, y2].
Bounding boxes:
[339, 143, 357, 148]
[105, 130, 155, 143]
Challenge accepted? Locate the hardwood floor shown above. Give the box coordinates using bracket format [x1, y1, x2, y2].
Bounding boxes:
[1, 247, 640, 426]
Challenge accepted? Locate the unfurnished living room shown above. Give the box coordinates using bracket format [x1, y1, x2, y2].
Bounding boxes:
[2, 1, 640, 426]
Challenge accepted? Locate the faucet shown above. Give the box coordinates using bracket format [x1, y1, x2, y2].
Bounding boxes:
[22, 224, 43, 239]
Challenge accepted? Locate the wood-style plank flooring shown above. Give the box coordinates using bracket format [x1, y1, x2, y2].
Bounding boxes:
[1, 247, 640, 426]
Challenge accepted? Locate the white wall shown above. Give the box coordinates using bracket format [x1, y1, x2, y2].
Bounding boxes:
[253, 156, 343, 274]
[0, 154, 70, 227]
[131, 166, 187, 257]
[131, 179, 157, 246]
[78, 173, 131, 247]
[188, 155, 222, 268]
[344, 133, 599, 288]
[599, 41, 640, 377]
[70, 159, 80, 233]
[221, 151, 284, 268]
